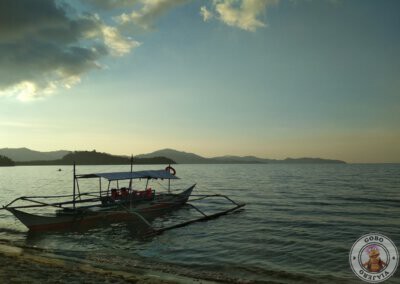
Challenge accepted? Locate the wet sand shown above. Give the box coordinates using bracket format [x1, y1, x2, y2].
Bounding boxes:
[0, 242, 210, 284]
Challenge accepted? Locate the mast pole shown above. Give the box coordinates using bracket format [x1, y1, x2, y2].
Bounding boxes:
[129, 155, 133, 190]
[73, 162, 76, 210]
[168, 164, 171, 193]
[129, 155, 133, 209]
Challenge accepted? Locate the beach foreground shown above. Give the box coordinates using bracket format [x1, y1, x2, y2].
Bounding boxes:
[0, 241, 208, 284]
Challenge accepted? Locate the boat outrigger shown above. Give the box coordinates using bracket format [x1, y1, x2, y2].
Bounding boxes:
[2, 164, 245, 234]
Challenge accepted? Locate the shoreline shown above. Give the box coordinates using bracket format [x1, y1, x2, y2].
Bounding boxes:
[0, 241, 215, 284]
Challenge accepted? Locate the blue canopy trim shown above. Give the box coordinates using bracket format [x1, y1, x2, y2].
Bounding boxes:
[76, 170, 179, 180]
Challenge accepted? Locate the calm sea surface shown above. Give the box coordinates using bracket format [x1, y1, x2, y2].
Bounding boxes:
[0, 164, 399, 283]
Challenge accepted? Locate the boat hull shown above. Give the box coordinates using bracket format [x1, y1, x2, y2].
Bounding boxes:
[7, 185, 195, 232]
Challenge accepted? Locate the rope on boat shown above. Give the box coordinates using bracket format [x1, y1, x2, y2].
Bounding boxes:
[125, 210, 154, 229]
[118, 204, 155, 230]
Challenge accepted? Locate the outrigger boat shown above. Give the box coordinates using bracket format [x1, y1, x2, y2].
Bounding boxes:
[2, 164, 245, 234]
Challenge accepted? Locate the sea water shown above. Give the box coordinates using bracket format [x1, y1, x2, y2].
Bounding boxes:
[0, 164, 399, 283]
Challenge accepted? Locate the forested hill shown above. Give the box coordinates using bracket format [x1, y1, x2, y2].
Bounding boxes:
[0, 155, 15, 167]
[17, 151, 175, 165]
[0, 148, 69, 162]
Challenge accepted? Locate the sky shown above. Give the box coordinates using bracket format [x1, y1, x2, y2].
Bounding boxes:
[0, 0, 399, 163]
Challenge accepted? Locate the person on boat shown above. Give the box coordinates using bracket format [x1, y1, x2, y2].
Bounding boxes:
[120, 188, 129, 199]
[363, 245, 387, 272]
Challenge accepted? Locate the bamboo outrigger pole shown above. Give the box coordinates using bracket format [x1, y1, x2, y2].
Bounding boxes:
[129, 155, 133, 209]
[168, 164, 171, 193]
[73, 162, 76, 210]
[129, 155, 133, 190]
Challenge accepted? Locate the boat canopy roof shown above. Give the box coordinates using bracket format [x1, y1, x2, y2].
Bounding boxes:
[76, 170, 179, 181]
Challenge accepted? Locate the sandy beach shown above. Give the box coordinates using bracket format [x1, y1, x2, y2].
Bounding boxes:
[0, 241, 209, 284]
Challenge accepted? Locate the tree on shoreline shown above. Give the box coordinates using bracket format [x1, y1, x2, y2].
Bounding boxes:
[0, 155, 15, 166]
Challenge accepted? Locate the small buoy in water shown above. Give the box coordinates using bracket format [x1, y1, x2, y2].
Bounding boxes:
[58, 168, 62, 171]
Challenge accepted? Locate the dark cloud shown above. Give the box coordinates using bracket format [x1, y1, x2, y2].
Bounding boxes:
[0, 1, 103, 43]
[0, 39, 106, 87]
[85, 0, 139, 10]
[0, 0, 136, 100]
[0, 0, 191, 101]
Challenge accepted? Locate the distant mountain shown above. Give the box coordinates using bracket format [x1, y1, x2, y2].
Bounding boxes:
[0, 147, 70, 162]
[136, 149, 346, 164]
[210, 155, 272, 164]
[279, 158, 346, 164]
[1, 147, 346, 164]
[18, 150, 176, 165]
[61, 151, 175, 165]
[136, 148, 209, 164]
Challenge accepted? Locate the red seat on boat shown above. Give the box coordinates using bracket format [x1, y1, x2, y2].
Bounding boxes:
[146, 188, 153, 199]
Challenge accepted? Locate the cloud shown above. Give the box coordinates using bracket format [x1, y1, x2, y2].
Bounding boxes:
[85, 0, 140, 10]
[204, 0, 279, 32]
[101, 26, 141, 56]
[200, 6, 213, 22]
[115, 0, 189, 30]
[0, 0, 279, 102]
[0, 0, 139, 101]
